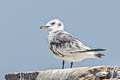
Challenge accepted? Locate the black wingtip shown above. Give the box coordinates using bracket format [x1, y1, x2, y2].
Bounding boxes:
[91, 48, 107, 51]
[95, 53, 105, 58]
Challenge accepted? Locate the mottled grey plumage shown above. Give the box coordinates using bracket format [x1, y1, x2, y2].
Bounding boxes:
[49, 30, 88, 56]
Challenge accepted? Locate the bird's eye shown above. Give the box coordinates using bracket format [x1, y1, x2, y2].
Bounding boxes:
[51, 22, 55, 25]
[58, 23, 61, 26]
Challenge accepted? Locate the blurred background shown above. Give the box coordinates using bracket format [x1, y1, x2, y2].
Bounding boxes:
[0, 0, 120, 79]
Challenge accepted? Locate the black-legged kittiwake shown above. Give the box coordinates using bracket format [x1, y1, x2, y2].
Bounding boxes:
[40, 19, 106, 69]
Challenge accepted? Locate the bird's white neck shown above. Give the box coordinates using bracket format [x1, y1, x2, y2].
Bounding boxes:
[48, 26, 64, 41]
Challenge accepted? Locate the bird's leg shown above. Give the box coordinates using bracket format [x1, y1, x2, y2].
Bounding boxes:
[62, 60, 65, 69]
[70, 62, 73, 68]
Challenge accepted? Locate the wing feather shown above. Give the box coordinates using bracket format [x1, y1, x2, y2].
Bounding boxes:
[49, 31, 90, 56]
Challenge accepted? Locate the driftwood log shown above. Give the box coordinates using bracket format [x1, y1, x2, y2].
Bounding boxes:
[5, 66, 120, 80]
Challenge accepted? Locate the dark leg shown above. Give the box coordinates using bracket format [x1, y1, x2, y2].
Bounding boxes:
[70, 62, 73, 68]
[62, 60, 65, 69]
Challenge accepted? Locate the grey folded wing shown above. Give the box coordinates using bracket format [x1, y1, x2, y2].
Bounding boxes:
[49, 31, 92, 56]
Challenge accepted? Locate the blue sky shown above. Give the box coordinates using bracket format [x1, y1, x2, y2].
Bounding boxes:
[0, 0, 120, 80]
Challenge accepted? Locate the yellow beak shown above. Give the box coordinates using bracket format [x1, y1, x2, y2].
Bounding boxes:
[40, 26, 49, 29]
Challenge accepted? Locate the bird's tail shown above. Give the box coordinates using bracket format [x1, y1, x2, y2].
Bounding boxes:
[93, 48, 106, 58]
[94, 53, 105, 58]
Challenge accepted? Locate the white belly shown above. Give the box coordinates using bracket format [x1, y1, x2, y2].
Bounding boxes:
[50, 51, 97, 62]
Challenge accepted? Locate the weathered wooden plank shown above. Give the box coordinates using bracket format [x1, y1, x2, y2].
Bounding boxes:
[5, 66, 120, 80]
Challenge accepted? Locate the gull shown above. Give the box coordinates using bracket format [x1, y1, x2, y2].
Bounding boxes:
[40, 19, 106, 69]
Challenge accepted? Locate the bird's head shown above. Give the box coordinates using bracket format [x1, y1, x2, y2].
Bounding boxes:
[40, 19, 64, 31]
